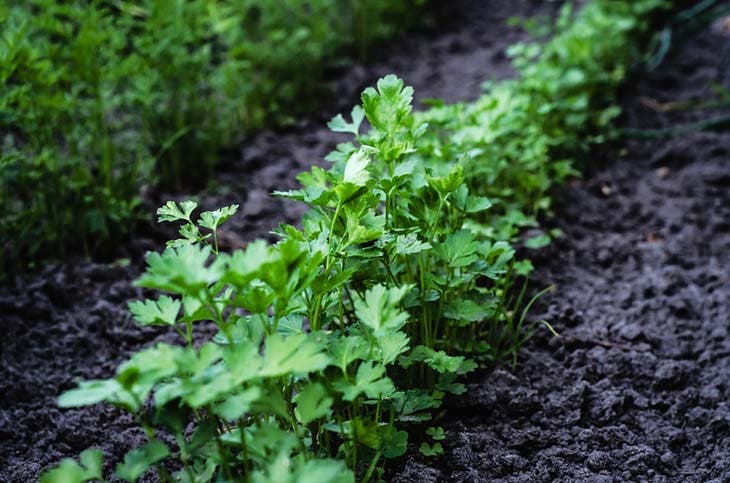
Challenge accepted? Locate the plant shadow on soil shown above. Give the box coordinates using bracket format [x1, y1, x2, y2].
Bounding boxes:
[2, 2, 728, 482]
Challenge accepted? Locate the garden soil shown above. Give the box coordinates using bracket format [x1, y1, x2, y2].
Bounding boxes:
[2, 1, 729, 482]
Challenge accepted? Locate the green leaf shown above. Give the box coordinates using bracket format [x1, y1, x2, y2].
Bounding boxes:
[419, 442, 443, 457]
[334, 184, 368, 204]
[294, 382, 333, 425]
[213, 386, 262, 420]
[329, 335, 368, 373]
[435, 229, 480, 268]
[325, 142, 359, 163]
[380, 426, 408, 459]
[250, 388, 291, 421]
[296, 459, 354, 483]
[524, 233, 551, 249]
[426, 164, 464, 197]
[328, 105, 365, 136]
[333, 361, 394, 401]
[342, 150, 370, 186]
[334, 150, 371, 203]
[393, 158, 417, 179]
[182, 295, 205, 319]
[136, 244, 223, 295]
[465, 196, 492, 213]
[394, 389, 441, 423]
[58, 379, 122, 408]
[426, 426, 446, 441]
[513, 259, 535, 277]
[128, 295, 181, 326]
[436, 372, 467, 395]
[181, 343, 261, 408]
[393, 233, 431, 256]
[171, 459, 217, 483]
[344, 210, 383, 246]
[399, 345, 470, 374]
[226, 240, 274, 286]
[361, 74, 413, 133]
[117, 343, 182, 395]
[277, 313, 304, 335]
[198, 204, 238, 232]
[443, 298, 487, 325]
[40, 449, 103, 483]
[261, 333, 330, 378]
[157, 200, 197, 223]
[179, 223, 200, 242]
[164, 222, 204, 248]
[275, 186, 333, 206]
[115, 440, 169, 482]
[354, 284, 410, 338]
[377, 330, 410, 365]
[351, 417, 382, 449]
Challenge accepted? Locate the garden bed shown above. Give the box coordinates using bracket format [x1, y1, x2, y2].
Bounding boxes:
[0, 1, 560, 480]
[2, 1, 727, 482]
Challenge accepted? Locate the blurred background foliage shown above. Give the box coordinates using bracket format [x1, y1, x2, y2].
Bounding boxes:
[0, 0, 425, 271]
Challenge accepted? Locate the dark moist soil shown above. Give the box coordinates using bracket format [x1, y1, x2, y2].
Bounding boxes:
[391, 16, 730, 483]
[0, 1, 559, 481]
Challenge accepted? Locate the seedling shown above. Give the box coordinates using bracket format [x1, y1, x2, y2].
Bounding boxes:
[419, 442, 444, 458]
[419, 426, 446, 457]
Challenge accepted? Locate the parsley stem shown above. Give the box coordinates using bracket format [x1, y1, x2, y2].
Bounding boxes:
[362, 451, 382, 483]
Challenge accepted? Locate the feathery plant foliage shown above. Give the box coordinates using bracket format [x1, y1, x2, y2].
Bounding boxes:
[0, 0, 425, 272]
[42, 0, 669, 481]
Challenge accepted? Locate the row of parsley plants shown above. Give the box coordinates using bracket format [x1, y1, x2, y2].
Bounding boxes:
[43, 0, 668, 481]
